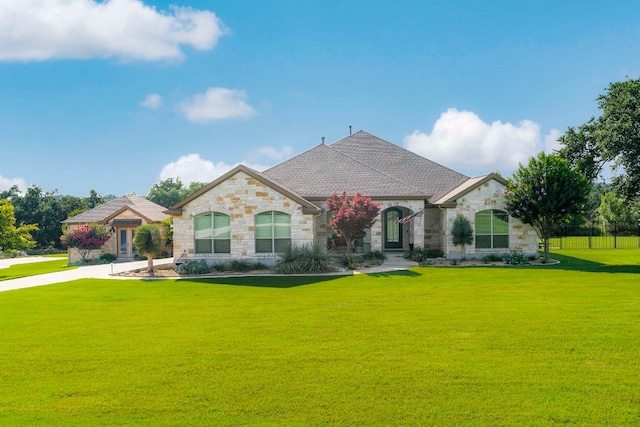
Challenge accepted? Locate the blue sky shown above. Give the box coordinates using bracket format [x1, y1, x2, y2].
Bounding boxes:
[1, 0, 639, 197]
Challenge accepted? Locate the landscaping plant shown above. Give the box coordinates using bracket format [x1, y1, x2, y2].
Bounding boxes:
[133, 224, 163, 276]
[61, 223, 111, 263]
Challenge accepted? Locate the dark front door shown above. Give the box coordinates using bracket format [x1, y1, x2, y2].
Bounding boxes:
[384, 208, 403, 249]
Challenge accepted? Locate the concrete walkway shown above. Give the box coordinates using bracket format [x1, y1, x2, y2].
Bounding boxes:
[0, 258, 174, 293]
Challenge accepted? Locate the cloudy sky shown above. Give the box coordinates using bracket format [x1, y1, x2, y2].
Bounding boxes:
[1, 0, 639, 197]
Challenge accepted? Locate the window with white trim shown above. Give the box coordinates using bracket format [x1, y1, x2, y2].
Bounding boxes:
[475, 210, 509, 249]
[255, 211, 291, 253]
[194, 213, 231, 254]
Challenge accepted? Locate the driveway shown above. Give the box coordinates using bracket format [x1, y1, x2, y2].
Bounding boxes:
[0, 257, 174, 293]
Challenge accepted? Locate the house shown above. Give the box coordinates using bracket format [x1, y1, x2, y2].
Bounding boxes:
[167, 131, 538, 264]
[62, 195, 169, 263]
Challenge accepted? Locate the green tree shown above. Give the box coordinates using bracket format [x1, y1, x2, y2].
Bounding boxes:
[146, 178, 207, 208]
[133, 224, 163, 276]
[558, 78, 640, 202]
[160, 217, 173, 255]
[61, 223, 111, 263]
[597, 191, 639, 233]
[0, 185, 20, 200]
[451, 216, 473, 260]
[326, 191, 381, 254]
[0, 199, 38, 253]
[87, 189, 105, 208]
[503, 152, 590, 262]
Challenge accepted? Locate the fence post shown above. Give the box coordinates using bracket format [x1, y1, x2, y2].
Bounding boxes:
[614, 222, 617, 249]
[589, 223, 592, 249]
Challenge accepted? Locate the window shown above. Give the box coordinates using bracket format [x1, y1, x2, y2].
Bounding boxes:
[255, 211, 291, 253]
[194, 213, 230, 254]
[475, 210, 509, 249]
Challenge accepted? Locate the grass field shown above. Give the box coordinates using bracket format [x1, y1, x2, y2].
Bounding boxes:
[0, 250, 639, 426]
[0, 259, 75, 281]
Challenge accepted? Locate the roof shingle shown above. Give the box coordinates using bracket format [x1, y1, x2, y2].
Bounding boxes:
[62, 195, 168, 224]
[263, 130, 470, 201]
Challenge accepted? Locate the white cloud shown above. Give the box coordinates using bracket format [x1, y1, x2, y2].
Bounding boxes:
[250, 145, 293, 162]
[0, 0, 227, 62]
[544, 128, 563, 153]
[159, 154, 269, 185]
[140, 93, 162, 109]
[404, 108, 561, 176]
[0, 175, 27, 193]
[177, 88, 257, 122]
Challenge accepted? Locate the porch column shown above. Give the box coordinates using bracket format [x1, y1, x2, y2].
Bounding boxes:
[413, 214, 425, 250]
[370, 215, 383, 251]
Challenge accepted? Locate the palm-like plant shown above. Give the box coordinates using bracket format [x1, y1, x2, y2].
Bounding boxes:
[133, 224, 163, 276]
[452, 216, 473, 260]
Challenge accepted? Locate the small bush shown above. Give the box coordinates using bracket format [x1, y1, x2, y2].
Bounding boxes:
[2, 249, 18, 259]
[363, 250, 386, 261]
[99, 253, 117, 263]
[482, 254, 504, 263]
[251, 261, 269, 271]
[503, 252, 529, 265]
[212, 261, 228, 272]
[404, 247, 443, 263]
[230, 260, 251, 273]
[342, 254, 361, 270]
[177, 259, 209, 275]
[275, 243, 336, 274]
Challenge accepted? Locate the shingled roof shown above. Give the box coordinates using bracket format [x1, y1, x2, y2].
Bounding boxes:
[62, 195, 168, 224]
[263, 130, 470, 201]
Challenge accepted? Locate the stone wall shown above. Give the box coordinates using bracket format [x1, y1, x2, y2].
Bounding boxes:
[440, 179, 538, 259]
[173, 171, 316, 264]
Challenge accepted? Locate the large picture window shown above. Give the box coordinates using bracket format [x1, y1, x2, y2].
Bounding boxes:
[194, 213, 231, 254]
[475, 210, 509, 249]
[255, 211, 291, 253]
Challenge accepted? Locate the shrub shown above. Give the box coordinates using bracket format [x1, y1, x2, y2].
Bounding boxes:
[251, 261, 269, 271]
[177, 259, 209, 275]
[482, 254, 504, 263]
[275, 243, 336, 274]
[99, 253, 117, 263]
[363, 250, 386, 261]
[342, 254, 361, 270]
[503, 252, 529, 265]
[404, 247, 443, 263]
[230, 260, 251, 273]
[211, 261, 228, 272]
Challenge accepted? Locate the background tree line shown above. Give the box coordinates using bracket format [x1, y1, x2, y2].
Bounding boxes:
[0, 178, 205, 253]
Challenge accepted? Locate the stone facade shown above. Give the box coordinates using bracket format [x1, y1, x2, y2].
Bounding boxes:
[173, 170, 316, 265]
[66, 208, 162, 264]
[439, 179, 538, 259]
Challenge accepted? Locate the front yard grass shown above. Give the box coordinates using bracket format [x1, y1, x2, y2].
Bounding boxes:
[0, 250, 639, 425]
[0, 259, 75, 281]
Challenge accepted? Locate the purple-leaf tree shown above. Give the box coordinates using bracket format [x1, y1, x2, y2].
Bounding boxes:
[61, 223, 111, 262]
[326, 191, 381, 254]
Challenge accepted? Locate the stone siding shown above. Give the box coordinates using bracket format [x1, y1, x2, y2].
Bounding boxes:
[173, 171, 316, 264]
[439, 179, 538, 259]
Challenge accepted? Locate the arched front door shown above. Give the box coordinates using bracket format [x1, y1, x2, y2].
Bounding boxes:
[384, 208, 403, 250]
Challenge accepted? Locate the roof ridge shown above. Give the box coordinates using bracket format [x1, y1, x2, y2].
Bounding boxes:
[332, 131, 470, 179]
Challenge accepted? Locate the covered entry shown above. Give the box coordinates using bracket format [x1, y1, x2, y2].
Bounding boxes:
[112, 219, 141, 259]
[383, 207, 404, 250]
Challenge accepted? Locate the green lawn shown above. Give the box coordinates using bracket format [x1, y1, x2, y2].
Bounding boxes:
[0, 250, 639, 426]
[0, 259, 75, 281]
